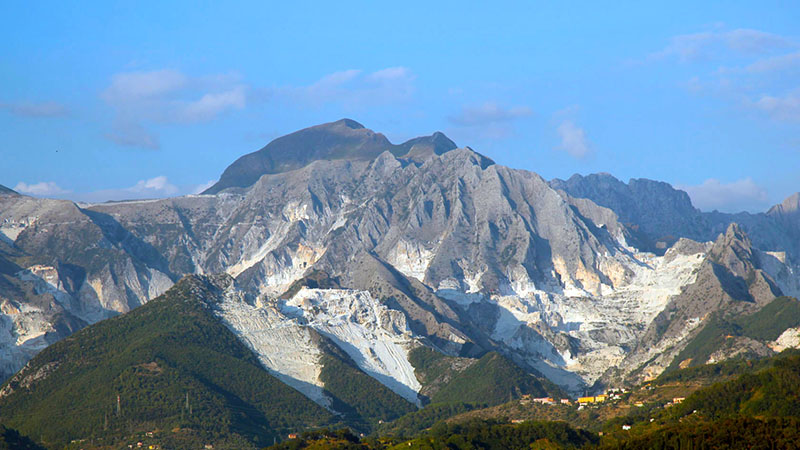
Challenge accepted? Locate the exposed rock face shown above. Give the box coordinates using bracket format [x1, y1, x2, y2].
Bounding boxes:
[203, 119, 457, 194]
[0, 196, 173, 379]
[1, 120, 798, 399]
[554, 175, 800, 266]
[610, 224, 787, 385]
[550, 173, 710, 250]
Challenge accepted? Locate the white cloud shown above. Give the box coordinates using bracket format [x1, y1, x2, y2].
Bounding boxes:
[679, 177, 770, 213]
[1, 101, 70, 117]
[448, 102, 532, 126]
[102, 69, 187, 102]
[101, 69, 247, 149]
[367, 66, 412, 82]
[742, 51, 800, 73]
[128, 176, 179, 196]
[556, 120, 591, 158]
[649, 27, 800, 124]
[753, 91, 800, 121]
[69, 176, 181, 202]
[13, 181, 70, 196]
[13, 176, 216, 202]
[652, 28, 794, 62]
[282, 67, 415, 107]
[180, 86, 246, 122]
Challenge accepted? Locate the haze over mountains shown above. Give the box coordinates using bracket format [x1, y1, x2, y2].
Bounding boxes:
[1, 120, 799, 434]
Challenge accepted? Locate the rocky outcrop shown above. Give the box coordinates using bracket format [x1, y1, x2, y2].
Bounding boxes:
[612, 223, 785, 385]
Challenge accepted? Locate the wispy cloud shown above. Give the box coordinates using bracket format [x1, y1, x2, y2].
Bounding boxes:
[556, 120, 591, 158]
[741, 51, 800, 74]
[648, 27, 800, 124]
[102, 69, 188, 103]
[448, 102, 532, 126]
[445, 102, 532, 140]
[280, 67, 416, 108]
[105, 121, 160, 150]
[13, 176, 215, 202]
[101, 69, 247, 149]
[13, 181, 71, 196]
[0, 101, 70, 118]
[752, 91, 800, 121]
[71, 176, 182, 202]
[650, 28, 794, 62]
[678, 177, 770, 213]
[181, 86, 246, 122]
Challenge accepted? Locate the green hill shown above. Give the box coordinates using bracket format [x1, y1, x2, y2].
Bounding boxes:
[600, 351, 800, 448]
[375, 349, 562, 438]
[0, 275, 337, 449]
[430, 352, 555, 405]
[666, 296, 800, 371]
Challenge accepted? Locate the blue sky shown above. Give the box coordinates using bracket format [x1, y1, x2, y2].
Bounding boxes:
[1, 1, 798, 212]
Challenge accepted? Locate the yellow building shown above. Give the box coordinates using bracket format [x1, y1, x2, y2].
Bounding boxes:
[594, 394, 608, 402]
[578, 396, 595, 404]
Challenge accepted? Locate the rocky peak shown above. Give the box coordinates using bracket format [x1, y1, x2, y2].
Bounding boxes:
[708, 223, 756, 278]
[203, 119, 394, 194]
[395, 131, 458, 162]
[203, 120, 464, 194]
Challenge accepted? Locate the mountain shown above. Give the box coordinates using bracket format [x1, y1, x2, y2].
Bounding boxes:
[603, 224, 796, 385]
[0, 274, 570, 448]
[0, 185, 18, 196]
[202, 119, 458, 194]
[0, 275, 424, 448]
[550, 173, 710, 250]
[553, 174, 800, 266]
[1, 119, 799, 415]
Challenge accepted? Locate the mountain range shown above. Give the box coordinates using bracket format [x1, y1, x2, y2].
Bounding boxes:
[1, 119, 799, 446]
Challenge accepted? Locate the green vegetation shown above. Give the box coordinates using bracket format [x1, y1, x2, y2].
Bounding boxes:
[0, 276, 337, 449]
[672, 353, 800, 420]
[3, 275, 799, 450]
[375, 403, 479, 438]
[0, 426, 45, 450]
[265, 420, 597, 450]
[430, 352, 551, 405]
[739, 296, 800, 341]
[267, 428, 368, 450]
[599, 351, 800, 449]
[406, 347, 448, 383]
[656, 348, 800, 385]
[599, 417, 800, 450]
[385, 420, 597, 449]
[667, 296, 800, 371]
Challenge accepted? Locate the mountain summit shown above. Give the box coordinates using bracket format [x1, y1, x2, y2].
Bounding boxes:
[203, 119, 457, 194]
